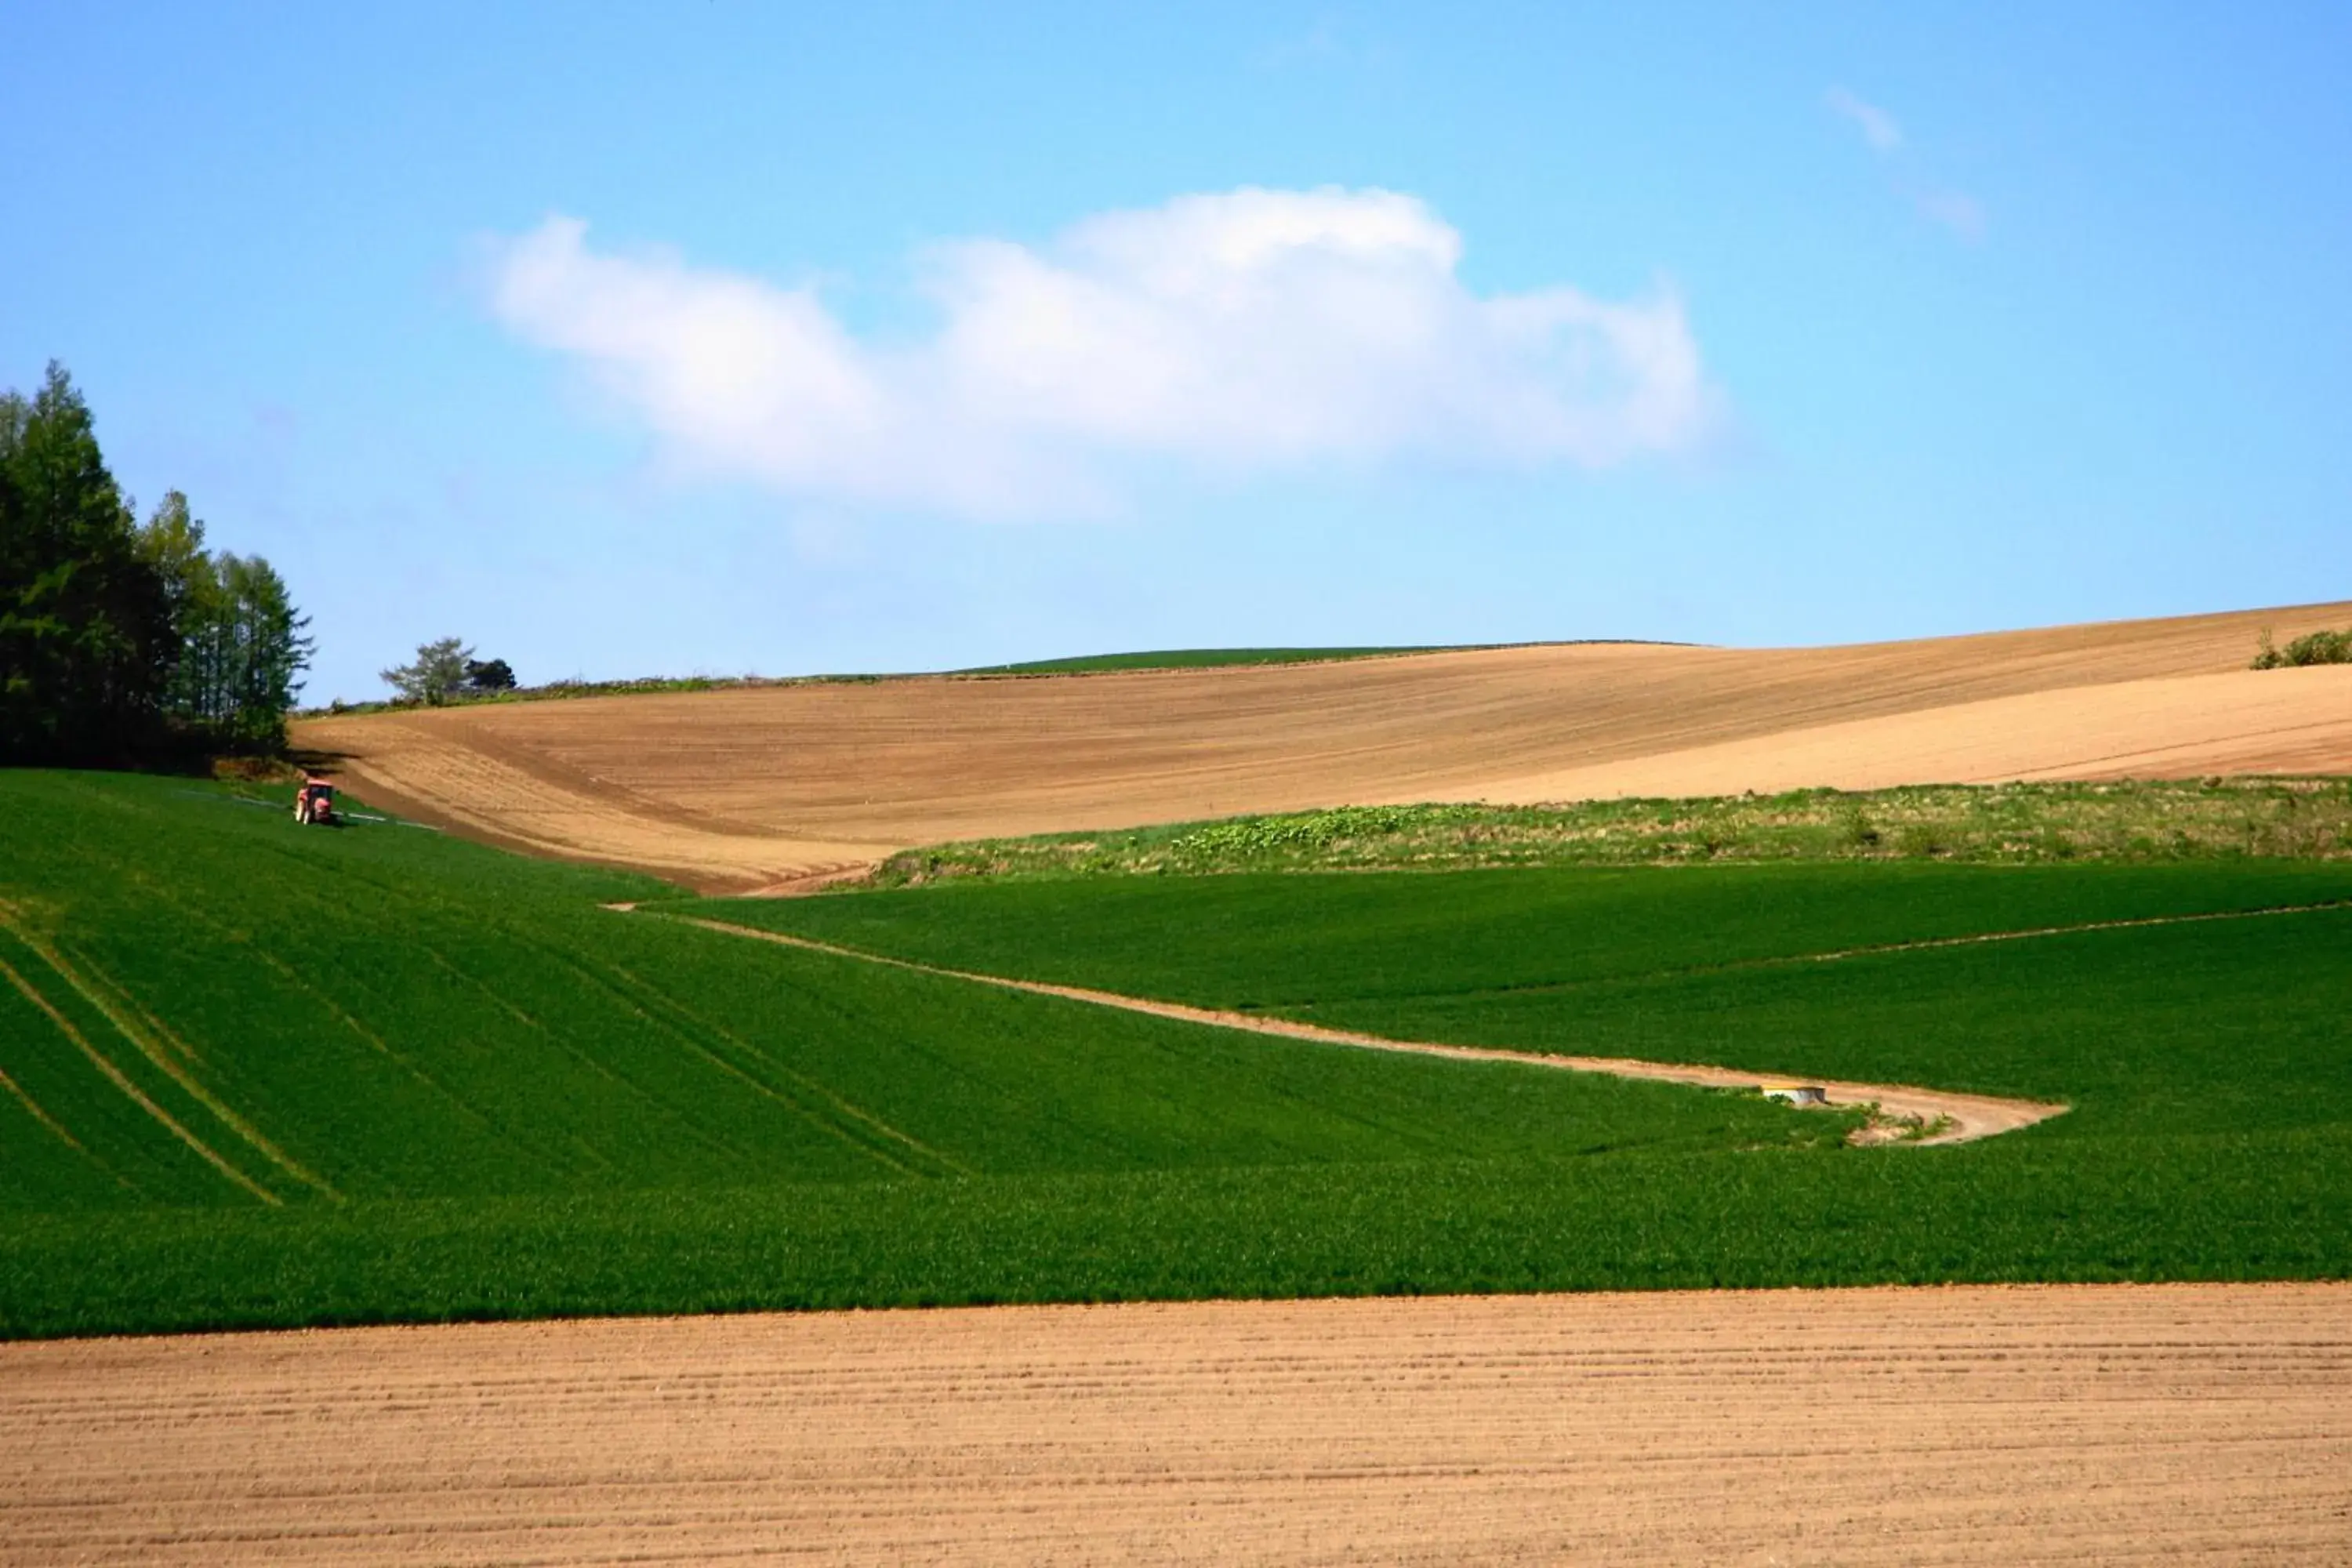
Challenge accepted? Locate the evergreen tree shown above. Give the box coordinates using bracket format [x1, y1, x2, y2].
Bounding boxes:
[464, 655, 517, 691]
[0, 363, 175, 761]
[2, 368, 316, 764]
[137, 490, 217, 723]
[214, 553, 312, 747]
[132, 494, 313, 749]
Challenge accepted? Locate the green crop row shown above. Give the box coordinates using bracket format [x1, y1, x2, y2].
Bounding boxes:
[5, 1123, 2346, 1338]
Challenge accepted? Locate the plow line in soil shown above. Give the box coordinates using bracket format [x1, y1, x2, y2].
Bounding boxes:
[9, 1283, 2350, 1565]
[637, 909, 2074, 1146]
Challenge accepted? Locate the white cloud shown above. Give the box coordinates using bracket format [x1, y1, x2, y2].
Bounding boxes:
[1825, 87, 1904, 154]
[485, 188, 1717, 517]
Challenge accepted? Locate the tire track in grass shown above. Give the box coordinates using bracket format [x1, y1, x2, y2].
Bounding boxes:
[603, 964, 969, 1178]
[417, 945, 661, 1135]
[1794, 897, 2351, 958]
[36, 935, 341, 1202]
[0, 946, 281, 1206]
[1428, 898, 2352, 1005]
[0, 1058, 88, 1156]
[597, 946, 989, 1175]
[535, 938, 963, 1178]
[131, 871, 618, 1181]
[600, 957, 967, 1178]
[414, 938, 748, 1175]
[0, 951, 138, 1193]
[643, 909, 2068, 1146]
[133, 880, 517, 1156]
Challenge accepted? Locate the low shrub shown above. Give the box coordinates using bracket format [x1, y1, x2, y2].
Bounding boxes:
[2253, 626, 2352, 668]
[1166, 805, 1453, 860]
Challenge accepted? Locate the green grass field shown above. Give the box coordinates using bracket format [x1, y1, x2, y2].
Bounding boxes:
[701, 865, 2352, 1142]
[0, 771, 1832, 1335]
[4, 770, 2347, 1338]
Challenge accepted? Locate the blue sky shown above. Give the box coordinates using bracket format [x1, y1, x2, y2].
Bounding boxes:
[5, 3, 2347, 702]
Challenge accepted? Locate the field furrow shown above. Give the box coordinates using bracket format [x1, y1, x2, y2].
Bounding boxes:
[5, 1284, 2344, 1564]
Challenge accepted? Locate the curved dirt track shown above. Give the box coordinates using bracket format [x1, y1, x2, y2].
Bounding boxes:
[659, 910, 2071, 1145]
[295, 601, 2352, 890]
[7, 1283, 2347, 1564]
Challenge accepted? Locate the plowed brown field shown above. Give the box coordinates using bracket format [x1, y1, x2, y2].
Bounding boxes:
[8, 1284, 2347, 1564]
[295, 602, 2352, 891]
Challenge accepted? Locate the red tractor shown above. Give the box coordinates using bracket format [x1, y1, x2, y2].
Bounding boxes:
[293, 777, 337, 826]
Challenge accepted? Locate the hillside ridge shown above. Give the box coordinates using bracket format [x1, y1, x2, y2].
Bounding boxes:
[296, 601, 2352, 890]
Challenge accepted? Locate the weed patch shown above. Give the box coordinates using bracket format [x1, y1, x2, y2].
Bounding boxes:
[863, 779, 2352, 887]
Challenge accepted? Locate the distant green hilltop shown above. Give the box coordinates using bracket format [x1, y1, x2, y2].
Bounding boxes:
[303, 640, 1695, 716]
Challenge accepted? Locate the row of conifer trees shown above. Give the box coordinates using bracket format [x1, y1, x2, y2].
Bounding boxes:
[2, 361, 311, 764]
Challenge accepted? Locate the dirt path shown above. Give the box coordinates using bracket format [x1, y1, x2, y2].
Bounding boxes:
[294, 602, 2352, 891]
[6, 1283, 2347, 1564]
[654, 911, 2073, 1145]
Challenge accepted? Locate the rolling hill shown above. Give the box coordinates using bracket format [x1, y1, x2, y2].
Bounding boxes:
[294, 602, 2352, 891]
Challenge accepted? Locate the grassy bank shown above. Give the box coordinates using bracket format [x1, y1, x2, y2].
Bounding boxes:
[864, 778, 2352, 887]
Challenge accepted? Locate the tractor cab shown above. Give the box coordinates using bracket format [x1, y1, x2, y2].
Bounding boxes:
[293, 778, 336, 826]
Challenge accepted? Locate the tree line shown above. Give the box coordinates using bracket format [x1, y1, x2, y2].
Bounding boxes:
[2, 361, 311, 764]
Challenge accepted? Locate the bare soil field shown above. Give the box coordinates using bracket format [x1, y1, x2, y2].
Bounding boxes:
[6, 1283, 2346, 1565]
[294, 602, 2352, 890]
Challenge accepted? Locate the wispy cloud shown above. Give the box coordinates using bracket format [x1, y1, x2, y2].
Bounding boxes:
[1825, 86, 1904, 154]
[1906, 186, 1987, 242]
[1252, 13, 1351, 71]
[485, 188, 1719, 518]
[1824, 87, 1986, 242]
[1249, 10, 1400, 73]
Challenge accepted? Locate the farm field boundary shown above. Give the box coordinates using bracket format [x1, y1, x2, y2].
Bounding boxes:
[645, 907, 2080, 1144]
